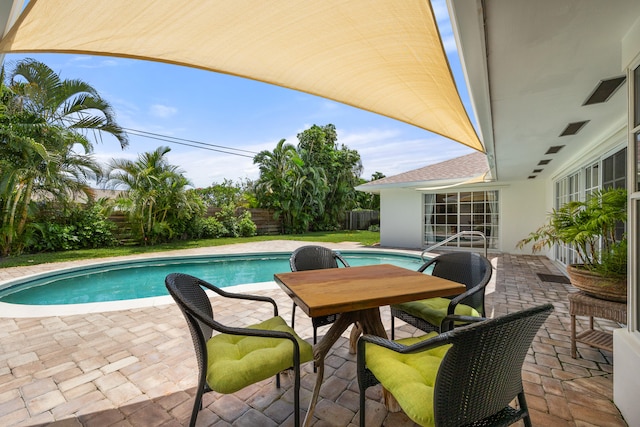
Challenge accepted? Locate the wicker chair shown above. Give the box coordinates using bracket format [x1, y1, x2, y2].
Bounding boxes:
[165, 273, 313, 427]
[289, 245, 350, 344]
[358, 304, 553, 427]
[390, 252, 492, 338]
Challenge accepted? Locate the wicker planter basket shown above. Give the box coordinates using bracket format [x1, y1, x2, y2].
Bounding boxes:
[566, 264, 627, 303]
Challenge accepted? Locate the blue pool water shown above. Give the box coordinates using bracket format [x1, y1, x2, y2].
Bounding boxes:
[0, 251, 423, 305]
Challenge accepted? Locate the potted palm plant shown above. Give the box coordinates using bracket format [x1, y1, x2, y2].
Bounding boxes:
[517, 187, 627, 302]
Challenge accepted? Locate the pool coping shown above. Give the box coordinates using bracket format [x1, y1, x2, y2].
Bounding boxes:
[0, 281, 280, 318]
[0, 245, 427, 318]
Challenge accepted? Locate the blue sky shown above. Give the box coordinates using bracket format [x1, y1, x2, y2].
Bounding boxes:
[6, 0, 475, 188]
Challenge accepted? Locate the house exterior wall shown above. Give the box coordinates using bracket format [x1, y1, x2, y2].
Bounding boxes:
[378, 181, 548, 254]
[379, 189, 423, 249]
[499, 180, 548, 255]
[613, 16, 640, 426]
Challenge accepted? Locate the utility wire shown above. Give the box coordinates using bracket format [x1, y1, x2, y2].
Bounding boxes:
[61, 116, 260, 159]
[123, 128, 257, 158]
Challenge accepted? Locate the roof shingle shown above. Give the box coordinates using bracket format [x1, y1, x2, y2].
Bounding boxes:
[360, 151, 488, 188]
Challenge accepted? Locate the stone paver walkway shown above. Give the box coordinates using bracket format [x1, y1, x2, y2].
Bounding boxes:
[0, 242, 628, 426]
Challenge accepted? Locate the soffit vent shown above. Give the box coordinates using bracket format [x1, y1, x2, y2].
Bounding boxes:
[532, 169, 543, 173]
[528, 175, 537, 179]
[545, 145, 564, 155]
[538, 159, 551, 165]
[560, 120, 589, 137]
[583, 76, 626, 106]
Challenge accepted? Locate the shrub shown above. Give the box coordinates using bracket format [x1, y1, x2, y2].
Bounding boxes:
[237, 211, 257, 237]
[69, 203, 118, 248]
[216, 203, 239, 237]
[212, 203, 257, 238]
[198, 217, 228, 238]
[27, 202, 117, 252]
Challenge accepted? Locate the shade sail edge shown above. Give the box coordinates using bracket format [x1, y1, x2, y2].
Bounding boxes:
[0, 0, 485, 152]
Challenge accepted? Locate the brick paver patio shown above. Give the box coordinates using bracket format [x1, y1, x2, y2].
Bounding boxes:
[0, 242, 628, 426]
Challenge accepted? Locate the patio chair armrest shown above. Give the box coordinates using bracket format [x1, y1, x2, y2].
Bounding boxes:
[186, 301, 302, 349]
[447, 286, 483, 312]
[358, 334, 406, 352]
[440, 314, 487, 332]
[199, 279, 279, 316]
[334, 251, 350, 267]
[417, 257, 438, 273]
[358, 333, 451, 355]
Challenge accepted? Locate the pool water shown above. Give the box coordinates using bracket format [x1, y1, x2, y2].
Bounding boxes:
[0, 251, 424, 305]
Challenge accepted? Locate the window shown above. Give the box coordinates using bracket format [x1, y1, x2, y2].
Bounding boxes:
[585, 162, 599, 198]
[602, 148, 627, 189]
[555, 172, 580, 265]
[553, 148, 627, 267]
[424, 190, 498, 250]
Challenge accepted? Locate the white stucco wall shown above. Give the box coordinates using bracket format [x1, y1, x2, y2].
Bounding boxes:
[378, 181, 549, 254]
[614, 329, 640, 425]
[500, 180, 549, 255]
[379, 189, 423, 249]
[615, 15, 640, 425]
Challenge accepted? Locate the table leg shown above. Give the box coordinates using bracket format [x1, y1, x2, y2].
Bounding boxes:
[349, 322, 363, 354]
[304, 311, 360, 427]
[303, 308, 398, 426]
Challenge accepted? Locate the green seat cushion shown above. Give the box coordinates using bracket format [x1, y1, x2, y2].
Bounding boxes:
[365, 333, 451, 427]
[392, 297, 480, 327]
[206, 315, 313, 394]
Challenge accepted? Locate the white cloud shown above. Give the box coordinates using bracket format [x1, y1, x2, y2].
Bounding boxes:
[149, 104, 178, 119]
[167, 150, 258, 188]
[337, 127, 475, 180]
[90, 125, 476, 189]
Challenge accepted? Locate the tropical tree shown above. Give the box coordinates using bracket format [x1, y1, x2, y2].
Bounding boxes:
[253, 138, 305, 232]
[105, 146, 204, 244]
[253, 125, 363, 233]
[9, 58, 128, 148]
[355, 171, 385, 210]
[0, 59, 127, 255]
[297, 124, 362, 230]
[191, 178, 251, 208]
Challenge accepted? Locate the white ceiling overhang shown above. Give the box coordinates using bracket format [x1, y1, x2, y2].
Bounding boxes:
[449, 0, 640, 182]
[0, 0, 483, 152]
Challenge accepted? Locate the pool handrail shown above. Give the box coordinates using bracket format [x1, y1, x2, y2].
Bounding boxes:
[421, 231, 487, 261]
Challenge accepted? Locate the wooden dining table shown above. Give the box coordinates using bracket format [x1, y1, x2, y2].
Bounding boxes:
[274, 263, 466, 426]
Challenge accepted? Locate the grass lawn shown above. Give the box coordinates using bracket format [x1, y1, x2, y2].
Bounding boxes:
[0, 230, 380, 268]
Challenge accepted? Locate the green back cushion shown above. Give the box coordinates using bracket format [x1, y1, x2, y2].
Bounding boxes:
[206, 316, 313, 394]
[366, 333, 451, 427]
[393, 297, 480, 326]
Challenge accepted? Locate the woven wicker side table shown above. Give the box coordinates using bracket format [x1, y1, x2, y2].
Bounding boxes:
[569, 291, 627, 358]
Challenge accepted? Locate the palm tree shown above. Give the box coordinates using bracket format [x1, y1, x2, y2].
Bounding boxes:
[9, 58, 128, 149]
[106, 146, 200, 244]
[0, 59, 127, 255]
[253, 139, 309, 232]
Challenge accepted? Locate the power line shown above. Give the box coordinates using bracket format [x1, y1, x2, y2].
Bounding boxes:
[122, 127, 258, 159]
[61, 116, 260, 159]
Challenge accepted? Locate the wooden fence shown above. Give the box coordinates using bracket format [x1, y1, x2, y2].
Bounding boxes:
[109, 208, 378, 239]
[343, 210, 380, 230]
[206, 208, 282, 235]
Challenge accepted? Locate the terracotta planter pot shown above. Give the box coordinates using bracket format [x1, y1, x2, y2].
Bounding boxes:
[566, 264, 627, 303]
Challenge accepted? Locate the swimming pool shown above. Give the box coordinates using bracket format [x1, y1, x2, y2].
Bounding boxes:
[0, 250, 424, 306]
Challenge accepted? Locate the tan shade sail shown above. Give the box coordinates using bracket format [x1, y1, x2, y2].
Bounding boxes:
[0, 0, 483, 152]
